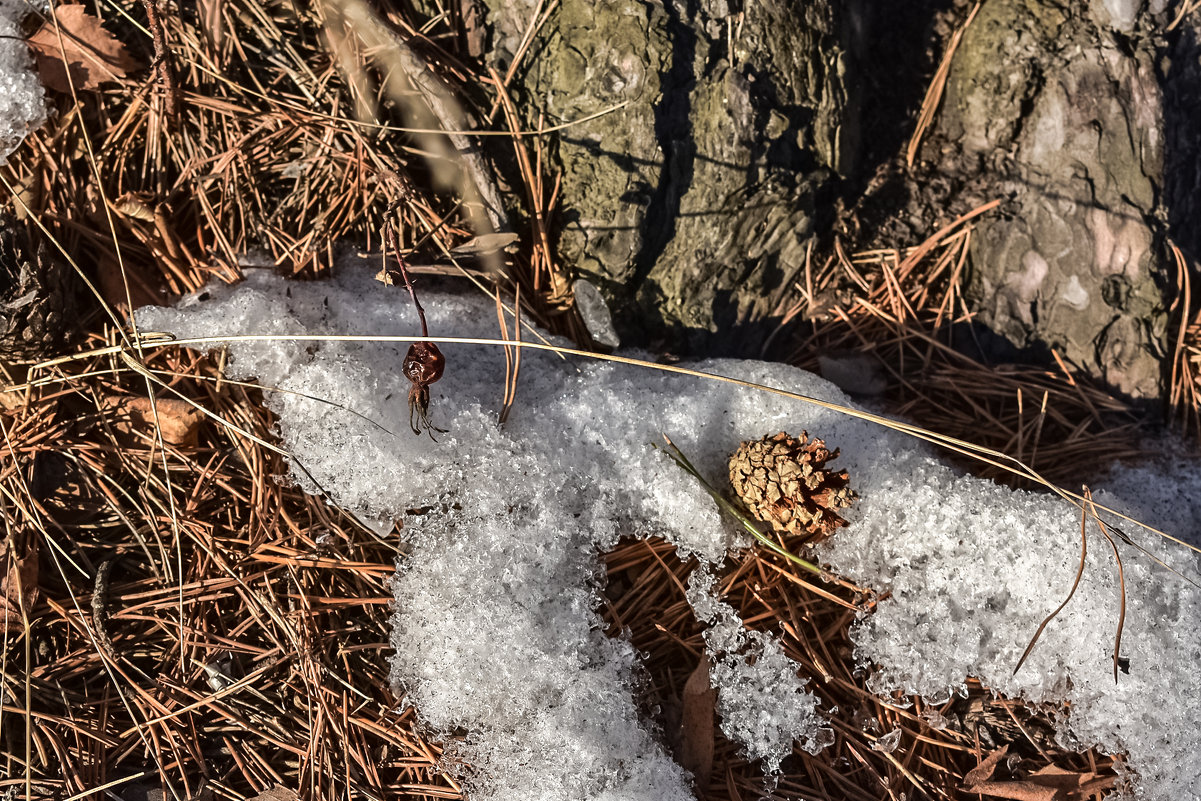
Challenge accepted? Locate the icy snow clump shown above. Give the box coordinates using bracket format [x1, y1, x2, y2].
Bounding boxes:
[0, 1, 46, 161]
[139, 269, 818, 801]
[686, 567, 832, 771]
[138, 268, 1201, 801]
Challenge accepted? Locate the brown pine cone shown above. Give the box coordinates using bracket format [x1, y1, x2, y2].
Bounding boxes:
[1, 213, 77, 361]
[728, 431, 857, 542]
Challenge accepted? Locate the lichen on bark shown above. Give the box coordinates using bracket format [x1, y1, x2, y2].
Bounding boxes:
[935, 0, 1170, 398]
[482, 0, 861, 352]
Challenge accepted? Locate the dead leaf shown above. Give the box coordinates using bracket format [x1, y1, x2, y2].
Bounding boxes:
[246, 787, 299, 801]
[544, 269, 574, 313]
[963, 745, 1009, 787]
[112, 192, 158, 222]
[1025, 764, 1100, 793]
[102, 396, 204, 447]
[95, 253, 162, 312]
[1, 534, 39, 631]
[963, 750, 1100, 801]
[450, 232, 519, 256]
[26, 5, 143, 94]
[677, 658, 716, 793]
[374, 265, 401, 286]
[965, 780, 1059, 801]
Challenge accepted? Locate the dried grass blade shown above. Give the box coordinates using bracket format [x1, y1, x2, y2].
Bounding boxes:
[1167, 0, 1201, 31]
[503, 284, 523, 425]
[1169, 242, 1192, 415]
[1013, 492, 1088, 675]
[1085, 489, 1127, 683]
[495, 287, 514, 424]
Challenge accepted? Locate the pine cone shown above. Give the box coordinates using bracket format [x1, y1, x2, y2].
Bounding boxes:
[0, 213, 77, 361]
[728, 431, 857, 541]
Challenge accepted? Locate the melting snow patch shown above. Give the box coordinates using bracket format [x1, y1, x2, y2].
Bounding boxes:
[137, 268, 1201, 801]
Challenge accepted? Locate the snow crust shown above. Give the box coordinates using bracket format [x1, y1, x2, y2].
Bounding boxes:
[137, 268, 1201, 801]
[0, 1, 46, 161]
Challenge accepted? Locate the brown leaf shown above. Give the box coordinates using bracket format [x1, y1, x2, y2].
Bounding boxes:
[95, 253, 162, 312]
[1026, 764, 1098, 792]
[374, 266, 400, 286]
[678, 658, 716, 793]
[26, 5, 143, 93]
[246, 788, 298, 801]
[965, 780, 1059, 801]
[112, 192, 158, 222]
[963, 745, 1009, 788]
[102, 396, 204, 447]
[964, 752, 1098, 801]
[1, 534, 39, 632]
[450, 232, 519, 257]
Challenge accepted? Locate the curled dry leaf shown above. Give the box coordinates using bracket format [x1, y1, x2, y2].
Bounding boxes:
[101, 396, 204, 447]
[544, 268, 574, 313]
[26, 5, 143, 93]
[963, 746, 1103, 801]
[246, 787, 299, 801]
[112, 192, 158, 222]
[965, 781, 1059, 801]
[1, 534, 39, 631]
[449, 231, 519, 257]
[963, 745, 1009, 787]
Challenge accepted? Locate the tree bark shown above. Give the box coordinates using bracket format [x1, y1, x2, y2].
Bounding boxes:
[481, 0, 861, 353]
[473, 0, 1197, 400]
[924, 0, 1172, 399]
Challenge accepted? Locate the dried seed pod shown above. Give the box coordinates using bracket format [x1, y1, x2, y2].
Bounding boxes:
[728, 431, 857, 542]
[403, 341, 446, 437]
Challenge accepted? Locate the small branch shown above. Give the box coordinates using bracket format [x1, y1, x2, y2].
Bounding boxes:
[383, 212, 430, 338]
[328, 0, 511, 253]
[142, 0, 180, 121]
[92, 558, 119, 662]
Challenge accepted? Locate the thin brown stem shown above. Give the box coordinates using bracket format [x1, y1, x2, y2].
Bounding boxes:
[142, 0, 181, 120]
[384, 213, 430, 338]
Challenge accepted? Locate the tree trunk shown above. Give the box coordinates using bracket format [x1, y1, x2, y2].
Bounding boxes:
[481, 0, 862, 353]
[921, 0, 1172, 399]
[474, 0, 1197, 400]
